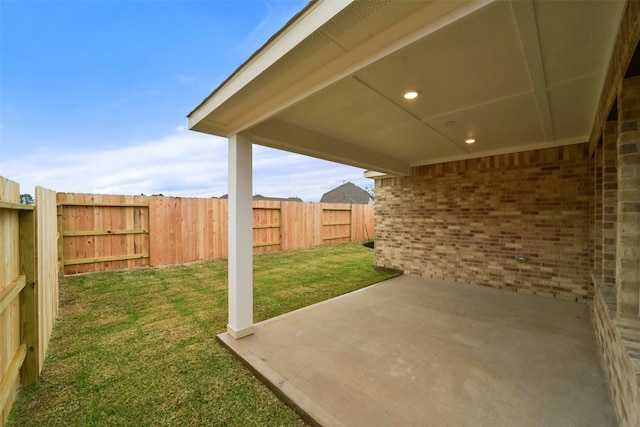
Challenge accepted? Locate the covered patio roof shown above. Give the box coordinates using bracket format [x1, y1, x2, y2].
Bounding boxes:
[188, 0, 626, 176]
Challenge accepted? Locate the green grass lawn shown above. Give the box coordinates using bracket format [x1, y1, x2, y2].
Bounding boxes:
[7, 242, 398, 427]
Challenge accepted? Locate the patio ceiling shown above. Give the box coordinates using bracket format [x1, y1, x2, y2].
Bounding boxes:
[188, 0, 626, 176]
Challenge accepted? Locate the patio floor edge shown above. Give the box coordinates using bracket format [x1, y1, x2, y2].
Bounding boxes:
[216, 332, 342, 427]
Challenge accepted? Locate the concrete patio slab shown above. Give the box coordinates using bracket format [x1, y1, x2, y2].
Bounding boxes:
[218, 276, 617, 427]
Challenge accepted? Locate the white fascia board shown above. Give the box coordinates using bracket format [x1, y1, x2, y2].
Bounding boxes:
[363, 134, 588, 175]
[410, 136, 588, 168]
[228, 0, 495, 136]
[188, 117, 227, 137]
[188, 0, 353, 128]
[247, 118, 410, 176]
[364, 171, 388, 179]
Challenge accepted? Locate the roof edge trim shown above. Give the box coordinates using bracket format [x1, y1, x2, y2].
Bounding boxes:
[187, 0, 353, 124]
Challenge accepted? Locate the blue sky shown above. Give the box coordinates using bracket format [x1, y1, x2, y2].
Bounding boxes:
[0, 0, 371, 201]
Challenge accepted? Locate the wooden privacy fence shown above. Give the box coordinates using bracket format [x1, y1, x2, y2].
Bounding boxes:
[58, 193, 375, 275]
[57, 193, 150, 273]
[0, 177, 58, 426]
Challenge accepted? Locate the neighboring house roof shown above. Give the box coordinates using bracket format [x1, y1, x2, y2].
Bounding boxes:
[187, 1, 626, 176]
[320, 182, 372, 205]
[253, 194, 303, 202]
[219, 194, 303, 202]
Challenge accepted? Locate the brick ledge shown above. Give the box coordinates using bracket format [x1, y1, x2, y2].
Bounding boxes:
[593, 278, 640, 389]
[592, 271, 616, 315]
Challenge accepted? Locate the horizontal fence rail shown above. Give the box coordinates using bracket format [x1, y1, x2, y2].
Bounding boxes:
[58, 193, 375, 275]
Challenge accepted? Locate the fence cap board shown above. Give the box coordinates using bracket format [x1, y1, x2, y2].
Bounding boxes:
[58, 202, 149, 208]
[0, 201, 35, 211]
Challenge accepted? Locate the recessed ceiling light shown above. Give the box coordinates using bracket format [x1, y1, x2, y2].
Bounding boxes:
[465, 138, 476, 144]
[403, 90, 420, 100]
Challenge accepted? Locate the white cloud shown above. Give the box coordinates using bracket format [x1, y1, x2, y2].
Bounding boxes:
[253, 145, 371, 201]
[1, 132, 371, 202]
[1, 132, 228, 198]
[176, 74, 197, 84]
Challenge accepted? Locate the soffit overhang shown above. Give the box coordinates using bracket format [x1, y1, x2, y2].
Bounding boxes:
[188, 0, 627, 176]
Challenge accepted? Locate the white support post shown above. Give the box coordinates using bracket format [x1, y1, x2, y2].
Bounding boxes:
[227, 133, 255, 339]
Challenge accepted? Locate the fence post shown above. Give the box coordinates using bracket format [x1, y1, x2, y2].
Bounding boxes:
[19, 209, 38, 385]
[57, 204, 64, 277]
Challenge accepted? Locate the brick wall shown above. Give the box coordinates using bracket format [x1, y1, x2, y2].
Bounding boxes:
[616, 76, 640, 316]
[375, 143, 590, 301]
[587, 1, 640, 424]
[603, 122, 618, 289]
[594, 141, 604, 276]
[593, 283, 640, 427]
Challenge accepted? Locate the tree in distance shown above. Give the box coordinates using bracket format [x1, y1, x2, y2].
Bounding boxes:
[20, 193, 34, 205]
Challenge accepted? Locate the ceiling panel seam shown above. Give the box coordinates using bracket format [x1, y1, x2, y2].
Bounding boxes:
[348, 76, 472, 155]
[511, 0, 555, 142]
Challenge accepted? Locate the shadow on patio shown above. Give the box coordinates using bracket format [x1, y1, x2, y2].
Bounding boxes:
[219, 275, 616, 427]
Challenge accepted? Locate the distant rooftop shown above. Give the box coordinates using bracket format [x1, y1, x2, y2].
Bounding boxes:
[219, 194, 303, 202]
[320, 182, 372, 205]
